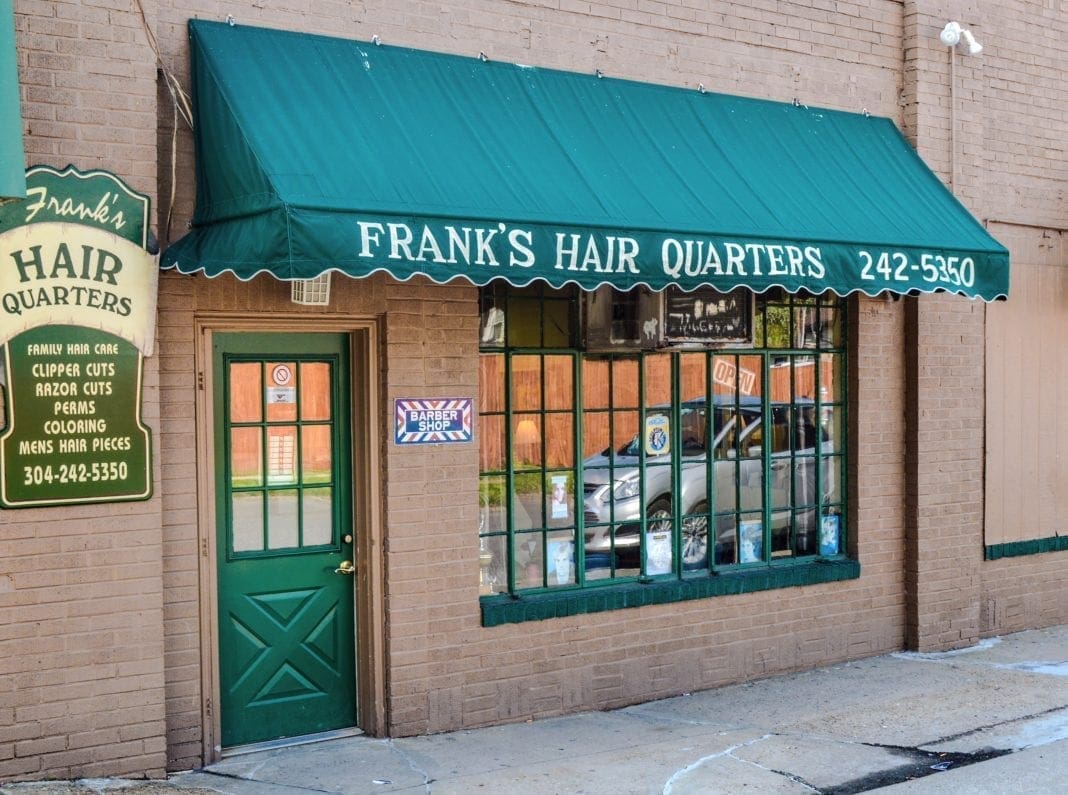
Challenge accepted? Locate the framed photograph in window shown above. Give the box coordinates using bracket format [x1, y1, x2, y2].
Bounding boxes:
[739, 519, 763, 563]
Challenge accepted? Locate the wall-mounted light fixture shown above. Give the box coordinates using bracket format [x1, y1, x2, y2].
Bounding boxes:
[938, 20, 984, 195]
[940, 21, 983, 55]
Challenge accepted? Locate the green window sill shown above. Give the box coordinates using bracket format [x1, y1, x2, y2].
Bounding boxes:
[480, 558, 860, 626]
[985, 536, 1068, 560]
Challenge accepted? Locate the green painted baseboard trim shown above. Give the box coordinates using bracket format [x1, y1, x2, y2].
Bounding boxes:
[985, 536, 1068, 560]
[481, 558, 861, 626]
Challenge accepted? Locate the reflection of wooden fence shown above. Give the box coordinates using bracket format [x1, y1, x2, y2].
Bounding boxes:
[230, 363, 332, 480]
[478, 354, 836, 471]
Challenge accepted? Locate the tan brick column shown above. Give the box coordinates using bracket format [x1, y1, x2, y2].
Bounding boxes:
[901, 1, 987, 651]
[2, 0, 166, 781]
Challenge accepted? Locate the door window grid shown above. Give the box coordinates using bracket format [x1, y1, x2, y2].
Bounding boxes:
[226, 357, 338, 557]
[479, 287, 846, 596]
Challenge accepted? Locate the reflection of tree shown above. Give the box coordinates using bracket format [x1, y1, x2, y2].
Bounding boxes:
[764, 305, 791, 348]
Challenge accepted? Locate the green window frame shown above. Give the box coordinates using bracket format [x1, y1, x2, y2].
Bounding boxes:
[222, 354, 344, 559]
[478, 285, 857, 624]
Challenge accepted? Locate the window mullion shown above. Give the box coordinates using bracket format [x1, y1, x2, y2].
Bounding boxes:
[670, 353, 682, 575]
[574, 352, 585, 585]
[705, 351, 715, 573]
[504, 353, 516, 594]
[814, 344, 824, 548]
[637, 356, 647, 577]
[761, 352, 772, 563]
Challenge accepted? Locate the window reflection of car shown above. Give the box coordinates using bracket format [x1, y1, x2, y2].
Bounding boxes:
[582, 396, 833, 571]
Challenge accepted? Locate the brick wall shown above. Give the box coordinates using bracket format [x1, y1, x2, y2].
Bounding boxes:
[3, 0, 165, 782]
[6, 0, 1067, 780]
[977, 0, 1068, 635]
[903, 1, 1068, 646]
[153, 0, 911, 751]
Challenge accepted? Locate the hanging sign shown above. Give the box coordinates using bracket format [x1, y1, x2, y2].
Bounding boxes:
[394, 398, 472, 444]
[0, 165, 157, 507]
[664, 286, 752, 343]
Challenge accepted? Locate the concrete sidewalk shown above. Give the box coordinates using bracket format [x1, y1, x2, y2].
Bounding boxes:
[5, 624, 1067, 794]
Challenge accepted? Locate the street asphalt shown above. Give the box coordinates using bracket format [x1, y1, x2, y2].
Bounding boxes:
[4, 623, 1067, 794]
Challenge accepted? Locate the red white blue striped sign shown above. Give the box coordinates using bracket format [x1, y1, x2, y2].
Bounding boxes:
[394, 398, 473, 444]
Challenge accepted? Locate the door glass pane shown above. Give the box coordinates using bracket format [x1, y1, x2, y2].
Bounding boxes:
[300, 362, 331, 421]
[268, 489, 299, 549]
[223, 344, 347, 564]
[230, 427, 262, 487]
[303, 487, 333, 546]
[301, 425, 332, 484]
[232, 492, 264, 552]
[229, 363, 262, 422]
[267, 426, 298, 484]
[265, 361, 298, 422]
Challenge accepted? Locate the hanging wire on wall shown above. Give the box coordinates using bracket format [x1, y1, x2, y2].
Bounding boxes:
[133, 0, 195, 245]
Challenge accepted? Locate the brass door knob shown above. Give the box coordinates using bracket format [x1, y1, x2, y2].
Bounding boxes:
[334, 560, 355, 575]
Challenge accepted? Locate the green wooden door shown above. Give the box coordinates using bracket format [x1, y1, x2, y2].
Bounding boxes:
[213, 332, 357, 748]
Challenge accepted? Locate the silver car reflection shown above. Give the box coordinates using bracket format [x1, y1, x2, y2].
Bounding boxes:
[582, 396, 833, 570]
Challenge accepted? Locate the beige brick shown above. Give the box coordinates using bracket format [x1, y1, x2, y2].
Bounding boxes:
[7, 0, 1068, 781]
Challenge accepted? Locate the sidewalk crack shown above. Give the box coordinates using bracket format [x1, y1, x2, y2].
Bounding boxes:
[194, 768, 333, 793]
[662, 733, 784, 794]
[918, 703, 1068, 746]
[385, 739, 434, 793]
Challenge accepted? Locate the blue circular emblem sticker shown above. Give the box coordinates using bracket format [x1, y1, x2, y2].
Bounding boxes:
[645, 415, 671, 456]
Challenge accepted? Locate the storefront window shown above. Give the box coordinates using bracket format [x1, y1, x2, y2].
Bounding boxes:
[478, 285, 846, 598]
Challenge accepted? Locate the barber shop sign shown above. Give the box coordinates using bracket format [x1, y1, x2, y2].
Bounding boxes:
[0, 165, 157, 507]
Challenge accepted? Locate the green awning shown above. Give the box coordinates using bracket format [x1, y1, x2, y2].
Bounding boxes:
[0, 0, 26, 200]
[162, 20, 1010, 301]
